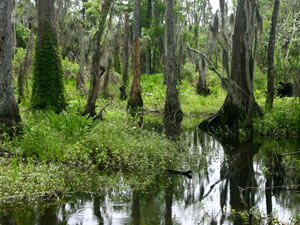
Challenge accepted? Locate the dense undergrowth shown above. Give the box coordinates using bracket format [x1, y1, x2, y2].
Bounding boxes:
[1, 57, 300, 207]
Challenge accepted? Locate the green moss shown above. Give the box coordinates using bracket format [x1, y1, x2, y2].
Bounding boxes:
[31, 29, 66, 112]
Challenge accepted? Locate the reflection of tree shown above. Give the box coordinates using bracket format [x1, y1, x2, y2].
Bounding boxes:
[93, 196, 104, 225]
[132, 191, 141, 225]
[165, 177, 174, 225]
[225, 142, 260, 225]
[39, 206, 59, 225]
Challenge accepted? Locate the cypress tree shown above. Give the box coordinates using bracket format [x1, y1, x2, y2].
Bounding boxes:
[31, 0, 65, 112]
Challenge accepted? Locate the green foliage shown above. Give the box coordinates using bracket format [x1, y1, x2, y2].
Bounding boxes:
[31, 30, 66, 112]
[254, 98, 300, 136]
[61, 58, 79, 79]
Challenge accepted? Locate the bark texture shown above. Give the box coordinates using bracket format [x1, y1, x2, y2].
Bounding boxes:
[0, 0, 21, 129]
[164, 0, 183, 137]
[199, 0, 261, 137]
[82, 0, 112, 116]
[266, 0, 280, 109]
[127, 0, 143, 113]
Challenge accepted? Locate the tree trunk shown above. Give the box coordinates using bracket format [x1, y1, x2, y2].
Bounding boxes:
[0, 0, 21, 131]
[18, 30, 34, 103]
[101, 57, 112, 97]
[196, 57, 209, 95]
[164, 0, 183, 137]
[120, 12, 130, 100]
[76, 24, 87, 93]
[199, 0, 260, 138]
[127, 0, 143, 113]
[31, 0, 66, 112]
[82, 0, 112, 117]
[113, 21, 121, 74]
[266, 0, 280, 109]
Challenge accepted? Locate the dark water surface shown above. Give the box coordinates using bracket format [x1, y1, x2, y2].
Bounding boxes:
[1, 128, 300, 224]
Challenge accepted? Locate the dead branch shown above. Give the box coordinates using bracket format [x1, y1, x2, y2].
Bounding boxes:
[93, 103, 111, 121]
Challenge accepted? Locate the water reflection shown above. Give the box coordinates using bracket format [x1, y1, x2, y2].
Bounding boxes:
[1, 128, 300, 224]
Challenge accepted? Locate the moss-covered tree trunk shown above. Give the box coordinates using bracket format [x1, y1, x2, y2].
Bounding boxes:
[266, 0, 280, 109]
[120, 12, 130, 100]
[0, 0, 21, 130]
[31, 0, 66, 112]
[164, 0, 183, 137]
[82, 0, 112, 117]
[127, 0, 143, 113]
[199, 0, 260, 137]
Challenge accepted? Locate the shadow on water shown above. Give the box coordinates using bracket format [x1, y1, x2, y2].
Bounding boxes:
[1, 128, 300, 224]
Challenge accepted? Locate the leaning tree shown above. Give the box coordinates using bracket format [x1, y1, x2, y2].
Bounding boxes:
[31, 0, 66, 112]
[0, 0, 21, 131]
[82, 0, 113, 117]
[199, 0, 263, 136]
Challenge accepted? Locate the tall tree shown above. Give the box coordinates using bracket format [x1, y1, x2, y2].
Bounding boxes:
[120, 12, 130, 100]
[199, 0, 263, 137]
[0, 0, 21, 130]
[31, 0, 66, 112]
[127, 0, 143, 112]
[265, 0, 280, 109]
[164, 0, 183, 137]
[82, 0, 113, 116]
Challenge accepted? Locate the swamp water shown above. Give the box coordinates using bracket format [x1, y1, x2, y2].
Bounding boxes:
[1, 128, 300, 225]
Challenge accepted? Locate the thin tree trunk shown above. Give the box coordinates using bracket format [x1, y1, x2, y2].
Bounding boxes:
[18, 30, 34, 103]
[113, 21, 121, 74]
[127, 0, 143, 113]
[164, 0, 183, 137]
[266, 0, 280, 109]
[76, 24, 87, 93]
[120, 12, 129, 100]
[0, 0, 21, 130]
[101, 57, 112, 97]
[196, 57, 209, 95]
[82, 0, 113, 116]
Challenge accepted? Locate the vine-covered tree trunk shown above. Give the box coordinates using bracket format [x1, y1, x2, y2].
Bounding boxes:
[31, 0, 66, 112]
[18, 30, 34, 103]
[0, 0, 21, 130]
[199, 0, 261, 137]
[82, 0, 112, 116]
[101, 58, 112, 97]
[164, 0, 183, 137]
[266, 0, 280, 109]
[127, 0, 143, 112]
[120, 12, 129, 100]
